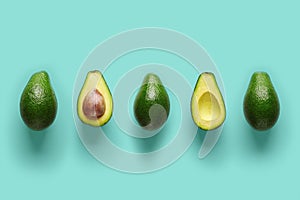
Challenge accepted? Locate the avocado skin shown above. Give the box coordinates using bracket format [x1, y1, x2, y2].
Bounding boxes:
[20, 71, 57, 131]
[134, 73, 170, 128]
[243, 72, 280, 131]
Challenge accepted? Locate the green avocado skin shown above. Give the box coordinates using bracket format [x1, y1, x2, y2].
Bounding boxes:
[243, 72, 280, 131]
[134, 73, 170, 128]
[20, 71, 57, 131]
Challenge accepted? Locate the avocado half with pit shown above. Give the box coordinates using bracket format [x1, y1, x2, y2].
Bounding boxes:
[191, 72, 226, 130]
[77, 70, 113, 127]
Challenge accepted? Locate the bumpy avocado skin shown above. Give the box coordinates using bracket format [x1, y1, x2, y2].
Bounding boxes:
[243, 72, 280, 131]
[20, 71, 57, 131]
[134, 73, 170, 129]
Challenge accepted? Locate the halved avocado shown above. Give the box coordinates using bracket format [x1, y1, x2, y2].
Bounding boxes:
[191, 72, 226, 130]
[77, 70, 113, 126]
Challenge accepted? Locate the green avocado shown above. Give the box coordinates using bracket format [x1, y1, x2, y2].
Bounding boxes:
[20, 71, 57, 131]
[191, 72, 226, 130]
[243, 72, 280, 131]
[134, 73, 170, 131]
[77, 70, 113, 127]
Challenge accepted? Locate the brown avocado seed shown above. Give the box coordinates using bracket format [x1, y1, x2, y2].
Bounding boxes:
[82, 89, 106, 120]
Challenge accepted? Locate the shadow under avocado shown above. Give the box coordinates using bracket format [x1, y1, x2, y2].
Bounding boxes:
[189, 128, 206, 156]
[134, 126, 169, 153]
[191, 125, 228, 166]
[245, 124, 274, 152]
[11, 117, 65, 171]
[26, 128, 48, 152]
[193, 128, 217, 155]
[196, 128, 206, 144]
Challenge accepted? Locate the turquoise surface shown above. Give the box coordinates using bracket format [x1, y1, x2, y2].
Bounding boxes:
[0, 0, 299, 199]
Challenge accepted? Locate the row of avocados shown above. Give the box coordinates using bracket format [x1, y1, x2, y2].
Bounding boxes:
[19, 69, 280, 133]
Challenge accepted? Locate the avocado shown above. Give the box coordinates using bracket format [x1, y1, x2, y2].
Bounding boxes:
[191, 72, 226, 130]
[20, 71, 57, 131]
[243, 72, 280, 131]
[134, 73, 170, 131]
[77, 70, 113, 127]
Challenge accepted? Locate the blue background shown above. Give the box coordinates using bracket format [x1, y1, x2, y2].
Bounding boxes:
[0, 0, 299, 199]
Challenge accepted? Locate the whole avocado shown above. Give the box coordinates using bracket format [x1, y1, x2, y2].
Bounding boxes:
[243, 72, 280, 131]
[134, 73, 170, 131]
[20, 71, 57, 131]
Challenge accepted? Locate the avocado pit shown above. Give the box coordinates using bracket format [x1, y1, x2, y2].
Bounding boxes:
[82, 89, 106, 120]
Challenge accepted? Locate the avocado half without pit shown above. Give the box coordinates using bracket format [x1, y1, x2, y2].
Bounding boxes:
[191, 72, 226, 130]
[77, 70, 113, 127]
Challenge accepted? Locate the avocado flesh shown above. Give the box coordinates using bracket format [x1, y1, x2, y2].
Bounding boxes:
[243, 72, 280, 131]
[191, 72, 226, 130]
[134, 73, 170, 131]
[77, 70, 113, 127]
[20, 71, 57, 131]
